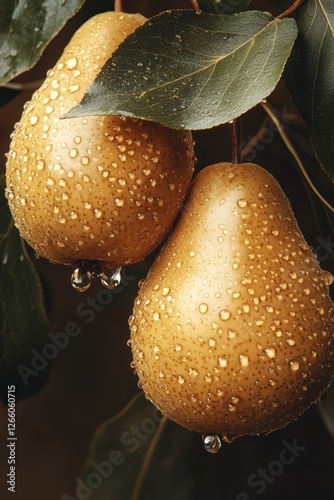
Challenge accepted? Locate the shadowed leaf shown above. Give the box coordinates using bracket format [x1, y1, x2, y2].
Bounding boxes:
[285, 0, 334, 181]
[0, 175, 49, 401]
[0, 0, 85, 85]
[77, 393, 195, 500]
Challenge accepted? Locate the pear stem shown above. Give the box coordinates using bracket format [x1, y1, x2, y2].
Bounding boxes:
[188, 0, 200, 10]
[261, 100, 334, 214]
[114, 0, 123, 12]
[231, 118, 242, 164]
[277, 0, 305, 19]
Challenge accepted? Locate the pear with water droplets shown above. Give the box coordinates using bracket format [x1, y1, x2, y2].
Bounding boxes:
[5, 12, 194, 267]
[130, 162, 334, 441]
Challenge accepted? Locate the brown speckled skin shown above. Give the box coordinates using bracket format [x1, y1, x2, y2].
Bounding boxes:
[5, 12, 194, 266]
[130, 163, 334, 440]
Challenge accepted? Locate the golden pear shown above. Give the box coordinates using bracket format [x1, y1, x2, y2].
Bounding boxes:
[5, 12, 194, 268]
[130, 162, 334, 441]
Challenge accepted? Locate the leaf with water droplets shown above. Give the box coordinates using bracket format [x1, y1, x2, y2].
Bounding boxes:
[0, 175, 49, 402]
[66, 10, 298, 129]
[284, 0, 334, 181]
[0, 0, 85, 85]
[79, 392, 195, 500]
[197, 0, 253, 15]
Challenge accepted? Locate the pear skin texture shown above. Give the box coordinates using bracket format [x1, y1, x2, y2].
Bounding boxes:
[130, 163, 334, 439]
[5, 12, 194, 266]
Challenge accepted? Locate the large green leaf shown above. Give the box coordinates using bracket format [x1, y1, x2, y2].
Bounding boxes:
[197, 0, 253, 14]
[285, 0, 334, 181]
[0, 175, 49, 401]
[0, 0, 85, 85]
[65, 10, 298, 130]
[70, 393, 194, 500]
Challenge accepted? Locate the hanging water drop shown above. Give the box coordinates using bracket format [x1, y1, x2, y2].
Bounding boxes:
[71, 264, 91, 291]
[100, 265, 122, 289]
[202, 434, 222, 454]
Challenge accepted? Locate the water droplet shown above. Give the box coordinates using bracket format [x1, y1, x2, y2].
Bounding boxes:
[115, 198, 124, 207]
[69, 84, 79, 93]
[265, 347, 276, 359]
[237, 199, 247, 208]
[36, 159, 45, 170]
[70, 211, 78, 219]
[153, 312, 160, 321]
[199, 303, 208, 314]
[29, 115, 39, 125]
[289, 360, 300, 371]
[100, 266, 122, 289]
[71, 265, 91, 292]
[220, 310, 231, 321]
[162, 287, 170, 296]
[218, 356, 227, 368]
[239, 354, 249, 367]
[69, 148, 78, 159]
[67, 57, 78, 69]
[178, 376, 185, 384]
[228, 330, 236, 339]
[94, 208, 102, 218]
[208, 338, 216, 347]
[45, 105, 54, 115]
[202, 434, 222, 454]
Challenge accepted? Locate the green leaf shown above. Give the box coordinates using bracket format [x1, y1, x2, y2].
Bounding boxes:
[65, 10, 298, 130]
[197, 0, 253, 15]
[0, 0, 85, 85]
[78, 393, 195, 500]
[285, 0, 334, 181]
[0, 174, 49, 401]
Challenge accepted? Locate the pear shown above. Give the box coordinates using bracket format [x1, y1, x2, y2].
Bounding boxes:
[5, 12, 194, 269]
[129, 162, 334, 441]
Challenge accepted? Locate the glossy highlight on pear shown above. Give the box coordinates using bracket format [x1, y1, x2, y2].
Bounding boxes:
[5, 12, 195, 268]
[129, 162, 334, 440]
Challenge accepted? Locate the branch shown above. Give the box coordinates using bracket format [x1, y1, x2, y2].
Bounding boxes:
[261, 101, 334, 214]
[277, 0, 305, 19]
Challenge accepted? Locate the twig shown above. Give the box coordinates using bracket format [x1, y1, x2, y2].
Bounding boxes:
[231, 118, 242, 164]
[277, 0, 305, 19]
[131, 415, 168, 500]
[114, 0, 123, 12]
[1, 79, 44, 91]
[261, 101, 334, 214]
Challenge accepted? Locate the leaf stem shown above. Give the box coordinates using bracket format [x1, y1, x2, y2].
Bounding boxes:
[114, 0, 123, 12]
[188, 0, 200, 10]
[260, 101, 334, 214]
[231, 118, 242, 164]
[277, 0, 305, 19]
[131, 415, 168, 500]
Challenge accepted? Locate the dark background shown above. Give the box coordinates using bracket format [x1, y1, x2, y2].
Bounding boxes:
[1, 1, 334, 499]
